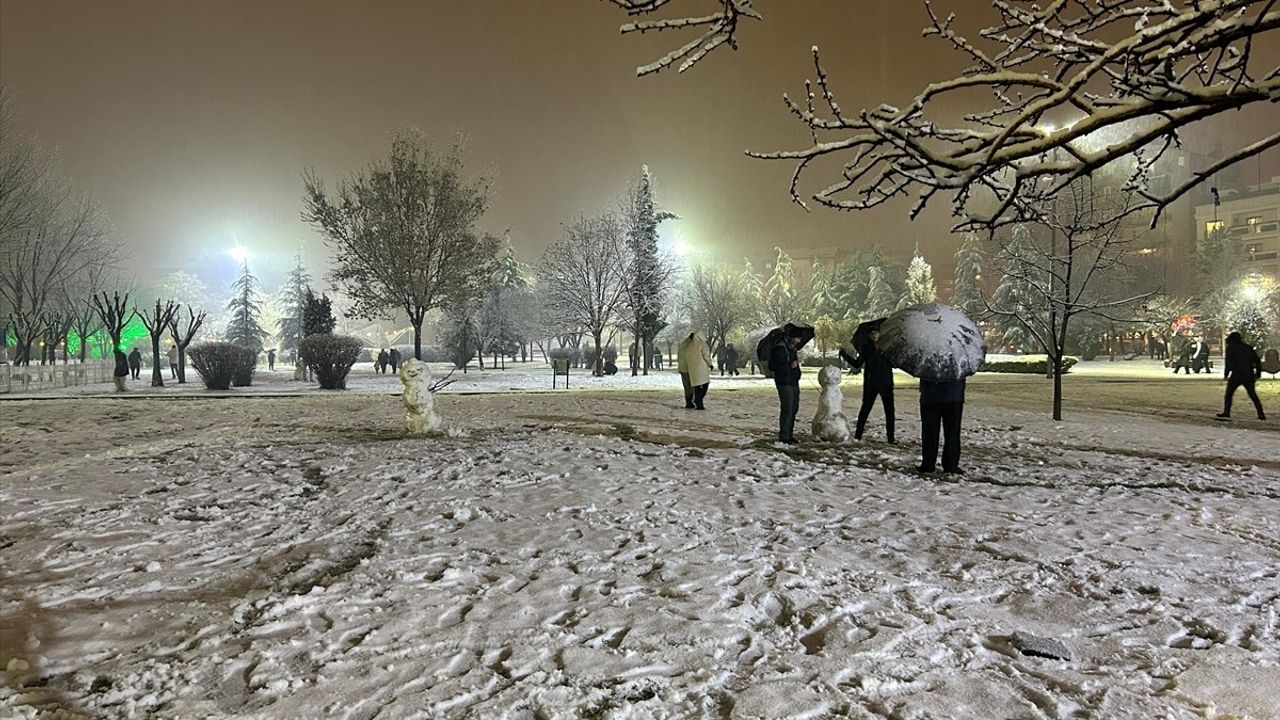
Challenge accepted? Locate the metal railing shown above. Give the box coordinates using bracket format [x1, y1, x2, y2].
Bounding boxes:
[1, 361, 114, 394]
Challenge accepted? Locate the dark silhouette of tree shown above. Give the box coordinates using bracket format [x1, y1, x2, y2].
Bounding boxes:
[136, 298, 179, 387]
[168, 305, 207, 384]
[303, 131, 499, 360]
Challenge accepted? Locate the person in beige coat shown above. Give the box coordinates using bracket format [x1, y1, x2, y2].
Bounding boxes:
[678, 331, 715, 410]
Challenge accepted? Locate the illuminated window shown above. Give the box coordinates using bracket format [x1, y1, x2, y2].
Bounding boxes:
[1247, 216, 1262, 233]
[1205, 220, 1225, 235]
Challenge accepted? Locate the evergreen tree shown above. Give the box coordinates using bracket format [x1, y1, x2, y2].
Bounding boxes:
[225, 261, 268, 351]
[990, 225, 1042, 350]
[951, 233, 985, 316]
[831, 252, 869, 323]
[302, 288, 336, 337]
[898, 249, 937, 308]
[761, 247, 797, 324]
[277, 254, 312, 352]
[740, 258, 765, 327]
[621, 166, 677, 375]
[865, 264, 897, 319]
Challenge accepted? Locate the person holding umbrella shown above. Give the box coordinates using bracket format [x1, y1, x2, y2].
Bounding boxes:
[768, 323, 804, 443]
[850, 325, 895, 443]
[876, 303, 987, 475]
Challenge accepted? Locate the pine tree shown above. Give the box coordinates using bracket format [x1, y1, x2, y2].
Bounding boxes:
[740, 258, 765, 328]
[866, 265, 897, 319]
[762, 247, 797, 324]
[831, 252, 869, 323]
[302, 288, 336, 337]
[277, 254, 312, 352]
[225, 261, 268, 351]
[951, 233, 985, 316]
[990, 225, 1041, 350]
[621, 166, 677, 375]
[898, 249, 937, 308]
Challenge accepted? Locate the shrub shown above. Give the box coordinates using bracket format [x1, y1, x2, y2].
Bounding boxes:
[300, 334, 363, 389]
[801, 354, 848, 369]
[981, 356, 1078, 374]
[189, 341, 247, 390]
[229, 345, 258, 386]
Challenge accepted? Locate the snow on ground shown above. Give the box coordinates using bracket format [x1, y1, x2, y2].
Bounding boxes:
[2, 368, 1279, 719]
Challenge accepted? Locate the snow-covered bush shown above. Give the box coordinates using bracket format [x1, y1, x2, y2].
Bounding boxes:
[982, 357, 1077, 374]
[229, 345, 257, 387]
[188, 342, 250, 390]
[300, 334, 363, 390]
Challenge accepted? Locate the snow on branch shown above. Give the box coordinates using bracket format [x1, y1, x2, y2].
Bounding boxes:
[613, 0, 1280, 231]
[606, 0, 762, 76]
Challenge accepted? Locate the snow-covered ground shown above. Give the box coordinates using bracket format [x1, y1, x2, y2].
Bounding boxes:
[2, 371, 1278, 718]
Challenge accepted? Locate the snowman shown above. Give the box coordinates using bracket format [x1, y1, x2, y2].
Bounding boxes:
[811, 365, 850, 443]
[398, 358, 444, 434]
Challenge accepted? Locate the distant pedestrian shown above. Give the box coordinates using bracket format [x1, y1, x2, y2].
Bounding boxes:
[769, 324, 803, 443]
[389, 348, 401, 373]
[715, 344, 729, 376]
[725, 344, 740, 376]
[377, 348, 389, 374]
[113, 349, 130, 392]
[289, 348, 298, 365]
[851, 327, 895, 443]
[267, 348, 276, 370]
[1217, 332, 1266, 420]
[1191, 338, 1211, 373]
[167, 344, 179, 379]
[918, 377, 966, 474]
[128, 348, 142, 380]
[1173, 340, 1192, 374]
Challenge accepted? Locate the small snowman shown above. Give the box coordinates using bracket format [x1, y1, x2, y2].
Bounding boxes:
[398, 358, 444, 434]
[811, 365, 850, 443]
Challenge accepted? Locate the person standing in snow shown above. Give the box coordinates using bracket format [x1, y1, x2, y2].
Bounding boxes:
[769, 324, 803, 443]
[1217, 331, 1266, 420]
[167, 344, 179, 379]
[127, 348, 142, 380]
[376, 348, 389, 374]
[267, 348, 276, 370]
[918, 377, 965, 474]
[725, 343, 740, 376]
[678, 331, 714, 409]
[389, 348, 401, 374]
[851, 327, 895, 443]
[113, 349, 130, 392]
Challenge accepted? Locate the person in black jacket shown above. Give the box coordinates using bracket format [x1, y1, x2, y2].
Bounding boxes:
[127, 348, 142, 380]
[850, 328, 895, 443]
[113, 349, 130, 392]
[918, 377, 966, 474]
[768, 324, 803, 444]
[1217, 331, 1266, 420]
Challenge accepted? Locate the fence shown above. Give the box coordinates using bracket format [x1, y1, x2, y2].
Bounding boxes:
[1, 361, 114, 394]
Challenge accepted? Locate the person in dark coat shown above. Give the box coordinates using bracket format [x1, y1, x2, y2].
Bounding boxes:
[1217, 331, 1266, 420]
[389, 348, 401, 373]
[113, 349, 130, 392]
[1172, 339, 1192, 374]
[768, 324, 803, 444]
[376, 348, 389, 374]
[127, 348, 142, 380]
[918, 377, 966, 474]
[725, 344, 740, 376]
[267, 348, 276, 370]
[850, 328, 895, 443]
[1191, 338, 1211, 373]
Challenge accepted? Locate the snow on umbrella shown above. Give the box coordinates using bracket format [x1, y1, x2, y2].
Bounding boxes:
[878, 303, 986, 380]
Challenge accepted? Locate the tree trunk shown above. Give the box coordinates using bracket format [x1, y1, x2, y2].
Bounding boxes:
[1052, 352, 1063, 421]
[178, 346, 188, 383]
[150, 336, 164, 386]
[593, 332, 604, 376]
[632, 321, 641, 377]
[412, 316, 424, 360]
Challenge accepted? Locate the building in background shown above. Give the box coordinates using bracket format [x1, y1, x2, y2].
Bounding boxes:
[1194, 176, 1280, 282]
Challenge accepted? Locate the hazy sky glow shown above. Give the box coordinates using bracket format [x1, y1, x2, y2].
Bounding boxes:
[3, 0, 1277, 290]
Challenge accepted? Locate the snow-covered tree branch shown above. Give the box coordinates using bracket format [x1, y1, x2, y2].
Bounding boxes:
[613, 1, 1280, 231]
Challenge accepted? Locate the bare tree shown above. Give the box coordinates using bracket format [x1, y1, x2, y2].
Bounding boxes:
[303, 131, 499, 360]
[687, 263, 752, 354]
[92, 290, 132, 373]
[984, 177, 1155, 419]
[136, 299, 179, 387]
[168, 305, 207, 384]
[537, 213, 632, 376]
[612, 1, 1279, 231]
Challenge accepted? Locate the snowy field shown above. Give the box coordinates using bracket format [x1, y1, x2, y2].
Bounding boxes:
[2, 367, 1279, 719]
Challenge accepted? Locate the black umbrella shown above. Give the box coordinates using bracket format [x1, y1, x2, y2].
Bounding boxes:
[755, 322, 815, 377]
[850, 317, 887, 354]
[879, 303, 986, 380]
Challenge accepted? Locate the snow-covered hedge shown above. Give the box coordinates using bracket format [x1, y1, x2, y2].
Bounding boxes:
[300, 334, 363, 390]
[189, 342, 255, 390]
[981, 356, 1078, 374]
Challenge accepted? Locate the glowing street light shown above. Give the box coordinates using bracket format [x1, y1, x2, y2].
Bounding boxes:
[229, 246, 249, 265]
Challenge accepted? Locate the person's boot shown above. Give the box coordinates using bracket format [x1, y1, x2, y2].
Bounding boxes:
[1216, 411, 1230, 418]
